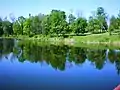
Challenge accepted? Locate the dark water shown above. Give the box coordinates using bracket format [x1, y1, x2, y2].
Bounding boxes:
[0, 38, 120, 90]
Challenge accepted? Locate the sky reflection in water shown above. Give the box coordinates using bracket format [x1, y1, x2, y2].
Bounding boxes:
[0, 38, 120, 90]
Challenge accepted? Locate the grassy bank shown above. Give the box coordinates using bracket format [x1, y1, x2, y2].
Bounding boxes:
[0, 35, 69, 45]
[73, 33, 120, 42]
[73, 33, 120, 44]
[1, 32, 120, 46]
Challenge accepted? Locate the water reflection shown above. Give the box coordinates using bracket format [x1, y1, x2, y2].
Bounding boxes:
[0, 38, 120, 75]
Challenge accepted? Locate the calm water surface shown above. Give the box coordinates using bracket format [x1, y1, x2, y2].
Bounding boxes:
[0, 38, 120, 90]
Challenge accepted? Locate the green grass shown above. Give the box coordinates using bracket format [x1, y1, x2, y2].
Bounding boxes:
[73, 32, 120, 43]
[1, 32, 120, 48]
[72, 32, 120, 49]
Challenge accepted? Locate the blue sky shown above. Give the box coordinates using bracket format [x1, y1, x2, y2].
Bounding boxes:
[0, 0, 120, 19]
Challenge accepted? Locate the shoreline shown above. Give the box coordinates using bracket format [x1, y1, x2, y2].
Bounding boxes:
[1, 34, 120, 47]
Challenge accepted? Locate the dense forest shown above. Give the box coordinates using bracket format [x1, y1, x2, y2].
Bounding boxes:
[0, 7, 120, 37]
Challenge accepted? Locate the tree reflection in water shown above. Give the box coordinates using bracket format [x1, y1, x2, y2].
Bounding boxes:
[0, 38, 120, 75]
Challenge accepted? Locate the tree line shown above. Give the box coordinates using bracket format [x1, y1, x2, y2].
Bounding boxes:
[0, 7, 120, 37]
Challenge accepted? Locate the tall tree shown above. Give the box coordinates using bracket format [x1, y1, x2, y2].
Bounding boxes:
[49, 10, 68, 36]
[13, 16, 25, 35]
[74, 17, 87, 35]
[2, 18, 13, 36]
[18, 16, 26, 35]
[13, 20, 22, 35]
[23, 18, 32, 36]
[87, 16, 100, 33]
[31, 14, 45, 35]
[68, 13, 76, 24]
[109, 15, 119, 35]
[0, 18, 3, 36]
[96, 7, 108, 32]
[41, 15, 51, 35]
[68, 13, 76, 34]
[117, 10, 120, 29]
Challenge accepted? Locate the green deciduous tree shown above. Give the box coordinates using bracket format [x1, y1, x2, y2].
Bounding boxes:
[2, 18, 13, 36]
[68, 13, 76, 24]
[1, 7, 120, 37]
[74, 17, 87, 35]
[23, 18, 32, 36]
[87, 16, 100, 33]
[31, 14, 45, 35]
[13, 20, 22, 35]
[68, 13, 76, 34]
[117, 10, 120, 29]
[13, 16, 25, 35]
[18, 16, 26, 35]
[49, 10, 68, 36]
[109, 15, 119, 35]
[41, 15, 51, 35]
[0, 18, 3, 36]
[96, 7, 108, 32]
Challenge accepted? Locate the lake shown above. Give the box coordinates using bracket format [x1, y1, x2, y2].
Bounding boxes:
[0, 38, 120, 90]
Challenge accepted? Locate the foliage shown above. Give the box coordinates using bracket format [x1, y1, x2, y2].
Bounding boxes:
[109, 15, 119, 35]
[68, 13, 76, 24]
[13, 16, 25, 35]
[13, 20, 22, 35]
[0, 18, 3, 36]
[87, 16, 100, 33]
[48, 10, 69, 36]
[2, 20, 13, 36]
[73, 17, 87, 35]
[0, 7, 120, 37]
[87, 7, 108, 34]
[23, 18, 32, 36]
[96, 7, 108, 32]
